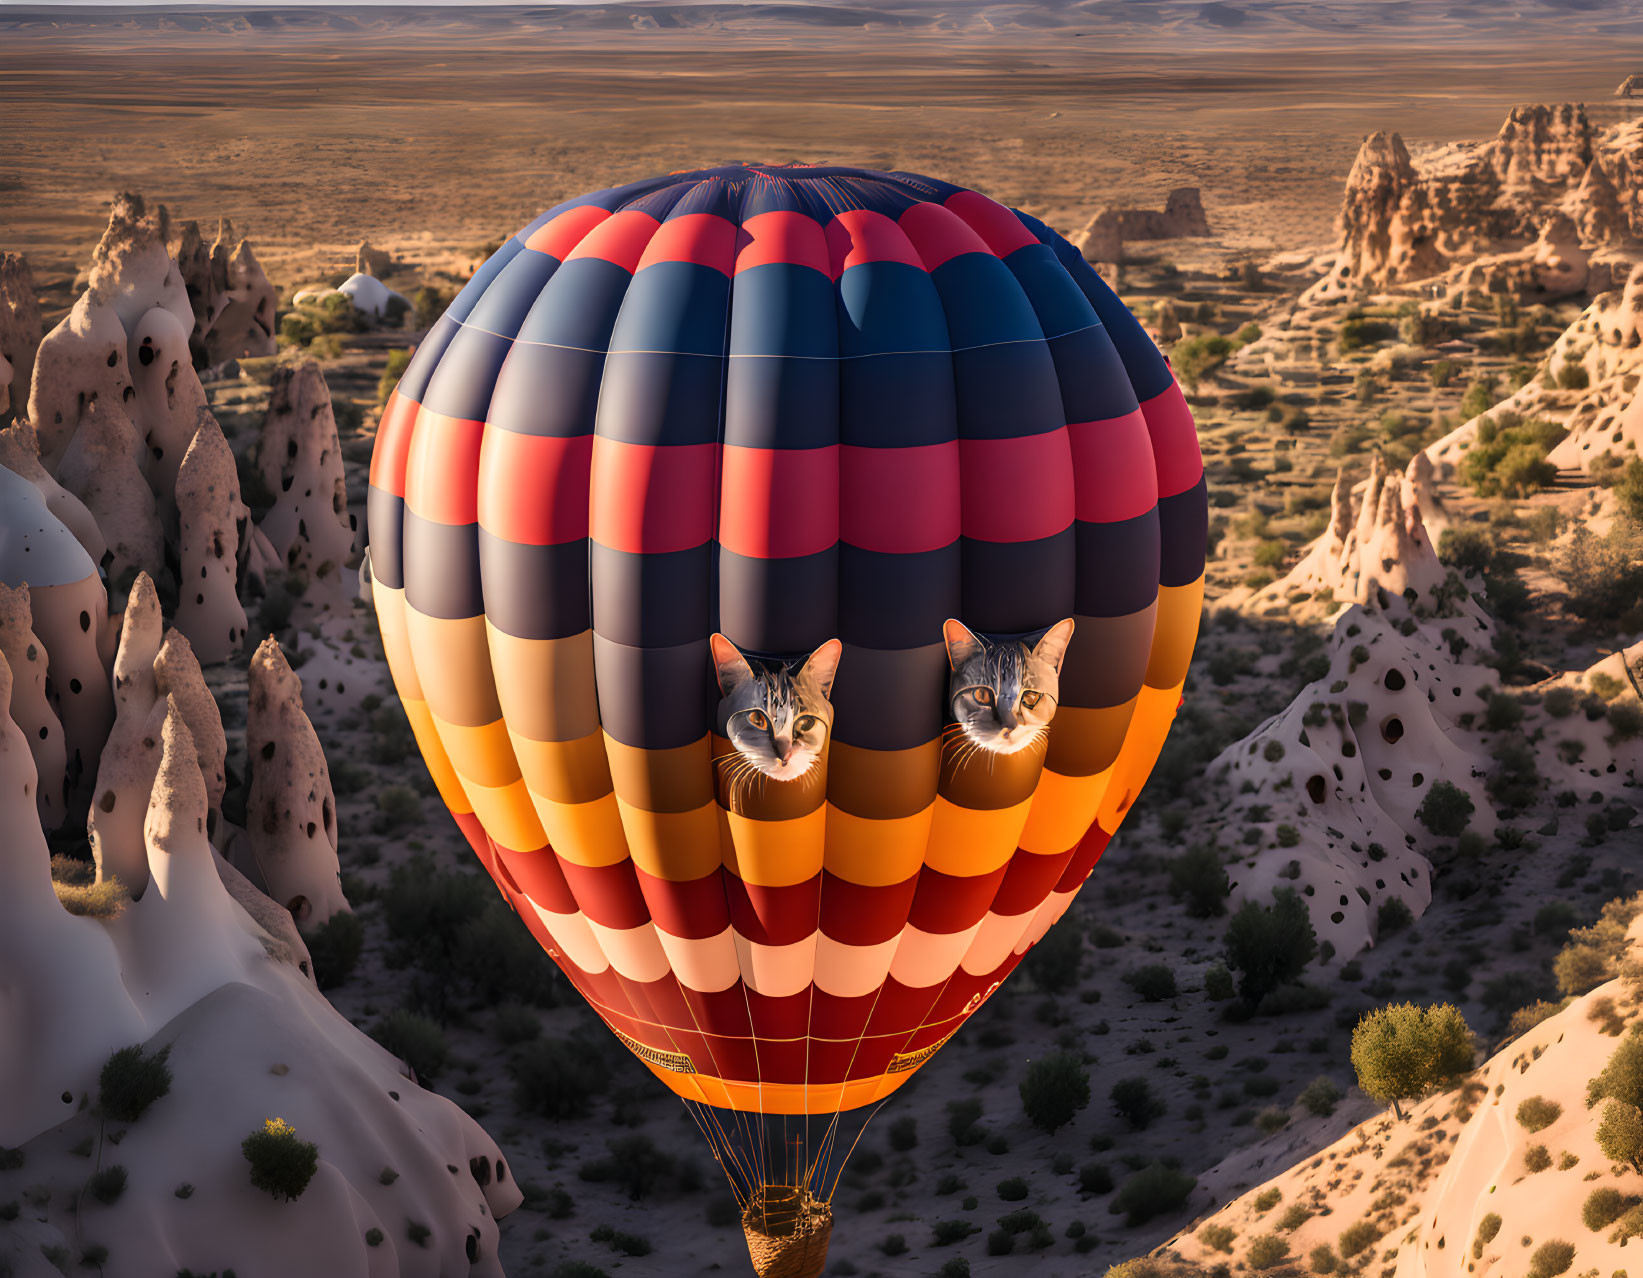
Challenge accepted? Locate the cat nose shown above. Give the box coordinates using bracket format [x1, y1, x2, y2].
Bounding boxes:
[776, 738, 793, 762]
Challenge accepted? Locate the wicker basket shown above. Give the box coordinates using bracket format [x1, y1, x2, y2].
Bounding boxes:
[741, 1185, 834, 1278]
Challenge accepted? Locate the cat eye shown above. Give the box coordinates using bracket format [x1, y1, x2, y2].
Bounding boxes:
[748, 710, 769, 730]
[1021, 691, 1043, 709]
[971, 688, 994, 706]
[795, 715, 818, 732]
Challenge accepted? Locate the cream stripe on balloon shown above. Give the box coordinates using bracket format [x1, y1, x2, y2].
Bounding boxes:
[585, 917, 674, 984]
[525, 900, 610, 974]
[655, 926, 743, 993]
[960, 908, 1038, 977]
[732, 930, 820, 999]
[812, 932, 901, 1000]
[888, 921, 984, 989]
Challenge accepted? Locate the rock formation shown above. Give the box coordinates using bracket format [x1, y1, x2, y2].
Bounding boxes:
[56, 395, 165, 586]
[0, 584, 67, 830]
[1483, 102, 1595, 191]
[1244, 454, 1478, 620]
[1619, 73, 1643, 98]
[245, 636, 348, 926]
[173, 215, 278, 366]
[84, 192, 194, 343]
[1073, 187, 1211, 263]
[128, 302, 214, 510]
[1446, 210, 1596, 302]
[0, 418, 108, 565]
[1209, 597, 1496, 958]
[0, 465, 115, 812]
[0, 653, 518, 1276]
[0, 253, 41, 422]
[174, 414, 251, 663]
[1571, 157, 1628, 244]
[89, 573, 167, 896]
[153, 627, 229, 824]
[28, 286, 133, 468]
[356, 238, 393, 277]
[257, 359, 357, 610]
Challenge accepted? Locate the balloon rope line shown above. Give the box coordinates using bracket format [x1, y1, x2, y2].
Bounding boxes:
[806, 1110, 844, 1200]
[824, 1099, 888, 1202]
[684, 1102, 750, 1208]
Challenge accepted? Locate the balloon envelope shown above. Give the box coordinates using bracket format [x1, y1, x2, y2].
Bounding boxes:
[367, 164, 1206, 1123]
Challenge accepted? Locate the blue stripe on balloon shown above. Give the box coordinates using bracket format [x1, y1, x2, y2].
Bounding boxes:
[1073, 513, 1162, 618]
[421, 324, 513, 424]
[596, 350, 725, 447]
[718, 545, 839, 655]
[488, 342, 606, 439]
[1159, 477, 1210, 587]
[836, 261, 949, 358]
[463, 248, 559, 341]
[446, 237, 526, 323]
[395, 314, 460, 405]
[516, 257, 634, 351]
[607, 261, 730, 357]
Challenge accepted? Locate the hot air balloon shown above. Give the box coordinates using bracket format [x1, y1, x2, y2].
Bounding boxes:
[366, 163, 1206, 1277]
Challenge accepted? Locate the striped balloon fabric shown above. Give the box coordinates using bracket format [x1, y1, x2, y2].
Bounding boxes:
[367, 163, 1206, 1120]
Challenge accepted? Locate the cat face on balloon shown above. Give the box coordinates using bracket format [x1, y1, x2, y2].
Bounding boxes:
[710, 617, 1076, 781]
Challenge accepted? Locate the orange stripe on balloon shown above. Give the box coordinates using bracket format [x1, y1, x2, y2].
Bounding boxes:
[369, 389, 420, 497]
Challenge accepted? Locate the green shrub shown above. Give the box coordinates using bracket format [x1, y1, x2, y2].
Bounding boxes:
[1204, 964, 1236, 1001]
[1198, 1223, 1236, 1252]
[86, 1165, 127, 1205]
[580, 1135, 675, 1201]
[1299, 1075, 1342, 1116]
[1350, 1002, 1473, 1117]
[888, 1115, 917, 1151]
[1585, 1186, 1633, 1230]
[1279, 1202, 1312, 1230]
[1253, 1187, 1282, 1212]
[1224, 888, 1316, 1009]
[1079, 1162, 1113, 1195]
[1472, 1212, 1502, 1257]
[242, 1118, 318, 1202]
[373, 785, 421, 833]
[1338, 317, 1396, 351]
[1516, 1095, 1562, 1132]
[98, 1044, 172, 1123]
[1524, 1143, 1552, 1172]
[1111, 1076, 1165, 1129]
[1597, 1100, 1643, 1170]
[1310, 1243, 1339, 1273]
[1337, 1219, 1382, 1258]
[1376, 897, 1414, 938]
[997, 1176, 1028, 1201]
[938, 1260, 972, 1278]
[493, 1002, 542, 1046]
[1169, 844, 1230, 918]
[371, 1010, 448, 1080]
[1109, 1161, 1195, 1225]
[1172, 335, 1236, 389]
[1124, 964, 1178, 1002]
[377, 348, 413, 405]
[1024, 919, 1083, 992]
[304, 911, 364, 989]
[1559, 524, 1643, 632]
[1416, 780, 1474, 837]
[1020, 1051, 1090, 1132]
[1248, 1235, 1290, 1270]
[933, 1219, 980, 1245]
[512, 1036, 609, 1119]
[1527, 1240, 1575, 1278]
[1590, 1026, 1643, 1110]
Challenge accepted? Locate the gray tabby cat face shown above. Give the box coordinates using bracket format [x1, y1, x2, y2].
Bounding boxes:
[711, 634, 842, 782]
[943, 618, 1075, 756]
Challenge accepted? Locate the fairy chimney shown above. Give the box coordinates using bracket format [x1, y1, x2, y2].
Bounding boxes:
[0, 584, 68, 829]
[56, 394, 165, 586]
[173, 414, 250, 663]
[0, 253, 42, 422]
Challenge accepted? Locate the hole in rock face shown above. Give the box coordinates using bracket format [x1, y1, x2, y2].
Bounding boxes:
[79, 610, 90, 632]
[1330, 911, 1344, 924]
[1382, 717, 1404, 744]
[1384, 668, 1406, 691]
[99, 790, 115, 813]
[62, 1091, 73, 1104]
[1306, 775, 1327, 804]
[1412, 772, 1424, 786]
[466, 1236, 479, 1263]
[287, 894, 310, 923]
[106, 350, 118, 367]
[1342, 741, 1357, 758]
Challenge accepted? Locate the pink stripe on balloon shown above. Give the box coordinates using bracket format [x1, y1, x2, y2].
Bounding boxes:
[959, 430, 1075, 542]
[1067, 409, 1160, 523]
[838, 442, 961, 553]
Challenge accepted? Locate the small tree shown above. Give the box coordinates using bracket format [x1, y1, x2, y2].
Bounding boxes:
[1024, 920, 1083, 994]
[1596, 1100, 1643, 1171]
[1109, 1161, 1195, 1226]
[1020, 1052, 1090, 1133]
[98, 1044, 172, 1123]
[1589, 1035, 1643, 1110]
[1110, 1077, 1165, 1129]
[242, 1117, 319, 1202]
[1415, 780, 1474, 838]
[1168, 844, 1230, 918]
[1224, 888, 1317, 1009]
[1350, 1002, 1474, 1118]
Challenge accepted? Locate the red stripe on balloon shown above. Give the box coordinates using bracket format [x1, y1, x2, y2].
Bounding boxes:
[723, 871, 821, 948]
[369, 389, 420, 498]
[990, 845, 1079, 917]
[824, 208, 924, 275]
[1055, 822, 1110, 893]
[557, 858, 653, 931]
[959, 430, 1075, 543]
[636, 212, 739, 276]
[1139, 379, 1206, 499]
[563, 208, 661, 274]
[523, 205, 612, 259]
[818, 871, 920, 947]
[588, 437, 719, 555]
[493, 843, 579, 914]
[907, 863, 1010, 934]
[734, 210, 832, 278]
[716, 444, 839, 560]
[838, 442, 961, 554]
[898, 200, 995, 272]
[1067, 409, 1160, 524]
[944, 189, 1041, 258]
[404, 409, 484, 527]
[633, 865, 732, 940]
[477, 429, 592, 546]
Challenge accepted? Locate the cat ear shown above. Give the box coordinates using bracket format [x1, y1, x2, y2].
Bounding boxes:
[1031, 618, 1076, 675]
[943, 618, 982, 670]
[799, 638, 843, 701]
[710, 632, 754, 695]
